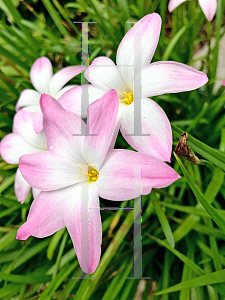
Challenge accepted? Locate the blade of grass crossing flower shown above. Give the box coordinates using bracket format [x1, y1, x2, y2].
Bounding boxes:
[162, 26, 186, 61]
[41, 0, 69, 37]
[153, 198, 175, 248]
[155, 269, 225, 295]
[147, 234, 205, 276]
[47, 227, 66, 260]
[174, 153, 225, 234]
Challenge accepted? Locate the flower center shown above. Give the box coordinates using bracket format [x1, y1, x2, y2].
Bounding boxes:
[85, 167, 99, 183]
[122, 92, 134, 105]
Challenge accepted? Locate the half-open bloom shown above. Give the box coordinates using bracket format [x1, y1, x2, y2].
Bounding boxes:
[59, 13, 208, 162]
[16, 57, 85, 133]
[168, 0, 217, 21]
[0, 110, 46, 203]
[17, 91, 180, 273]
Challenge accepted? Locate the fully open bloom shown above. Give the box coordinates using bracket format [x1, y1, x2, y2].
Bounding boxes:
[16, 57, 85, 133]
[0, 110, 46, 203]
[168, 0, 217, 21]
[17, 91, 180, 273]
[58, 13, 208, 162]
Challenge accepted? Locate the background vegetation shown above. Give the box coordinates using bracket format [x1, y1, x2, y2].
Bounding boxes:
[0, 0, 225, 299]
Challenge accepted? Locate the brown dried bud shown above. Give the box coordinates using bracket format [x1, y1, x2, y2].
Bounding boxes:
[175, 133, 200, 165]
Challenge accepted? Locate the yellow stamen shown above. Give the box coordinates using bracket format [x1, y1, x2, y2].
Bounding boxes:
[122, 92, 134, 105]
[84, 167, 99, 183]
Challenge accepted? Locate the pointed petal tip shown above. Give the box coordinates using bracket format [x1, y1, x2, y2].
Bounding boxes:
[16, 225, 30, 240]
[40, 93, 56, 111]
[107, 88, 118, 98]
[198, 0, 217, 22]
[81, 264, 98, 274]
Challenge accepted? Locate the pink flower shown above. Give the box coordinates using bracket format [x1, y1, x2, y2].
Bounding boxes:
[222, 80, 225, 86]
[168, 0, 217, 21]
[16, 57, 86, 134]
[59, 13, 208, 162]
[0, 110, 46, 203]
[17, 91, 180, 273]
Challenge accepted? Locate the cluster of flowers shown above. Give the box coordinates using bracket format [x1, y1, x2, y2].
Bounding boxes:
[0, 13, 208, 273]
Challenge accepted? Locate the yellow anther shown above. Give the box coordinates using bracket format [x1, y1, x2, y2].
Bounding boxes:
[122, 92, 134, 105]
[85, 167, 99, 183]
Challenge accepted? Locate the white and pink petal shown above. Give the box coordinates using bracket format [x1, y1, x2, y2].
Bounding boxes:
[49, 66, 86, 97]
[40, 94, 85, 163]
[198, 0, 217, 21]
[84, 57, 127, 97]
[30, 57, 53, 94]
[0, 134, 39, 164]
[16, 89, 41, 112]
[82, 90, 119, 168]
[15, 168, 31, 204]
[58, 85, 105, 117]
[97, 149, 180, 201]
[116, 13, 162, 78]
[13, 109, 46, 150]
[16, 188, 67, 240]
[141, 61, 208, 97]
[64, 182, 102, 274]
[168, 0, 187, 12]
[120, 98, 172, 162]
[19, 152, 85, 191]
